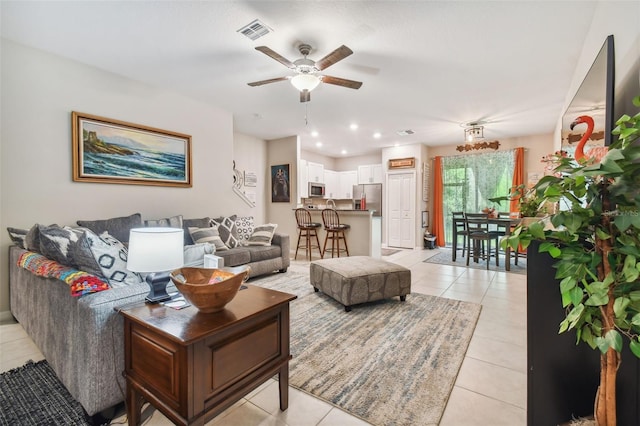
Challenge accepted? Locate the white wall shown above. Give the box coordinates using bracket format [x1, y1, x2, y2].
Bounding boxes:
[0, 39, 264, 315]
[233, 132, 268, 224]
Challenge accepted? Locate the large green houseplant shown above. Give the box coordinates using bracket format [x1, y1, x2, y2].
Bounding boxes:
[503, 96, 640, 426]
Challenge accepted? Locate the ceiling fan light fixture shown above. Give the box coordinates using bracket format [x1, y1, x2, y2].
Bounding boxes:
[291, 74, 320, 92]
[464, 125, 484, 143]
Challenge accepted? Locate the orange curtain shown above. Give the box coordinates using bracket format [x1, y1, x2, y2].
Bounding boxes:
[433, 156, 445, 247]
[510, 147, 525, 212]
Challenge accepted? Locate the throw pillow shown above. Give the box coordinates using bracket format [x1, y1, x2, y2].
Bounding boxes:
[235, 216, 254, 245]
[77, 213, 143, 244]
[70, 227, 107, 279]
[7, 227, 28, 249]
[144, 214, 184, 229]
[183, 243, 215, 267]
[85, 231, 142, 288]
[182, 217, 211, 245]
[211, 215, 240, 248]
[188, 227, 228, 251]
[246, 223, 278, 246]
[24, 223, 53, 253]
[38, 224, 85, 267]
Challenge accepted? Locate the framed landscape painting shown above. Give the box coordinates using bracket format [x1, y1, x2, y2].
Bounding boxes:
[72, 112, 192, 187]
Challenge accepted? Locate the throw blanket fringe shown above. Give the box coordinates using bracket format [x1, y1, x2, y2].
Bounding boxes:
[17, 251, 110, 297]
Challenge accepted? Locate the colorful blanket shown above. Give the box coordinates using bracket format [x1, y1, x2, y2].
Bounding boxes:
[17, 251, 110, 297]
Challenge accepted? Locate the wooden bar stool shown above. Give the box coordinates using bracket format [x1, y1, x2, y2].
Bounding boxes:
[294, 208, 323, 260]
[321, 209, 350, 258]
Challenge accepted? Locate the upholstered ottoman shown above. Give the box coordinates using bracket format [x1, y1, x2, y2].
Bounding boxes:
[310, 256, 411, 311]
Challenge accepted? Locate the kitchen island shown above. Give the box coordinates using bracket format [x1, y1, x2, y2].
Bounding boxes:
[297, 208, 381, 258]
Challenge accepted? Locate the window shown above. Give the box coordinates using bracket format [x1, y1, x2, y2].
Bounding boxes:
[441, 150, 515, 245]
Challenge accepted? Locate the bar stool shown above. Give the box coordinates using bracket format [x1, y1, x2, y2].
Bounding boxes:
[321, 208, 350, 258]
[294, 208, 323, 261]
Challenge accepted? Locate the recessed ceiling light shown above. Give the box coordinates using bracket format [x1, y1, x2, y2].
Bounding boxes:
[316, 142, 322, 147]
[350, 123, 358, 130]
[341, 149, 347, 155]
[373, 132, 381, 139]
[311, 131, 319, 137]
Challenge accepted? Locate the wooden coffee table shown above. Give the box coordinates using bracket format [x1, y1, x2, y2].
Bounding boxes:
[118, 285, 297, 426]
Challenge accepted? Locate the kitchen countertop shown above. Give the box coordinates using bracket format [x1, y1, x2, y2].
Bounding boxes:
[294, 207, 375, 212]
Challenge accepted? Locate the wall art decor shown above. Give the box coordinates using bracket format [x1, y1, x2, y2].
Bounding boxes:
[271, 164, 290, 203]
[72, 112, 192, 187]
[388, 157, 415, 169]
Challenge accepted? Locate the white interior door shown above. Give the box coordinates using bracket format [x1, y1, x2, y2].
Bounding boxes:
[387, 172, 415, 248]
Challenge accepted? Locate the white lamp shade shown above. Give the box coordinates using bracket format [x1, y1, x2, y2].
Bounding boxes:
[127, 227, 184, 273]
[291, 74, 320, 92]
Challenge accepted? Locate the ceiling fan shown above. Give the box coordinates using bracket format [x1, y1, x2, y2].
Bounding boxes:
[247, 43, 363, 102]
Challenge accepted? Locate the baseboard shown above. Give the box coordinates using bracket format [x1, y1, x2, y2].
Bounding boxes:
[0, 310, 16, 324]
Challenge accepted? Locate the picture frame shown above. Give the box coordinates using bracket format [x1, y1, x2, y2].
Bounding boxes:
[271, 164, 290, 203]
[388, 157, 416, 169]
[72, 112, 192, 187]
[422, 211, 429, 228]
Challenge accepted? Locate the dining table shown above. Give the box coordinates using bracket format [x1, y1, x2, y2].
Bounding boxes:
[452, 215, 522, 271]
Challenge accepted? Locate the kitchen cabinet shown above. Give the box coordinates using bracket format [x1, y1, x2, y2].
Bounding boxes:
[358, 164, 383, 184]
[339, 170, 358, 199]
[308, 161, 324, 183]
[324, 170, 338, 198]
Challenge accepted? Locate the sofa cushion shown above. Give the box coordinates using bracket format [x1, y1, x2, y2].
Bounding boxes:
[77, 213, 142, 244]
[85, 231, 142, 288]
[24, 223, 52, 253]
[214, 247, 251, 267]
[244, 245, 282, 263]
[183, 217, 211, 245]
[188, 226, 227, 251]
[7, 227, 28, 249]
[246, 223, 278, 246]
[71, 228, 107, 279]
[144, 214, 183, 229]
[211, 215, 240, 248]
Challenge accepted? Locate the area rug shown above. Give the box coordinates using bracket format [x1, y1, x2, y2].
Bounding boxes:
[0, 360, 91, 426]
[252, 270, 482, 426]
[423, 248, 527, 275]
[381, 248, 401, 256]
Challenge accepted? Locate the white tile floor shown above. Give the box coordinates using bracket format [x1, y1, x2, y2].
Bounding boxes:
[0, 248, 527, 425]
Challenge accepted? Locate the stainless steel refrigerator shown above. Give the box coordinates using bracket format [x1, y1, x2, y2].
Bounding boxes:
[353, 184, 382, 217]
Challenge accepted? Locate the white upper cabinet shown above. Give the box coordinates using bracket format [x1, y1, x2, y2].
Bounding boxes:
[324, 170, 338, 198]
[298, 159, 308, 199]
[339, 170, 358, 199]
[308, 161, 324, 183]
[358, 164, 383, 184]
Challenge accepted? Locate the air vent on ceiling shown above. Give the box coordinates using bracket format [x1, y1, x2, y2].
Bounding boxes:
[397, 129, 415, 136]
[237, 19, 273, 41]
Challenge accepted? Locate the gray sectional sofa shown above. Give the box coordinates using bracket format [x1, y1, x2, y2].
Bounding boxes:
[7, 214, 290, 417]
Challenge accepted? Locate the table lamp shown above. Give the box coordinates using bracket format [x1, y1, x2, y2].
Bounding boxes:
[127, 227, 184, 303]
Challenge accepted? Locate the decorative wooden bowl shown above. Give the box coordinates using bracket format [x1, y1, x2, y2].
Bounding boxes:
[169, 266, 249, 313]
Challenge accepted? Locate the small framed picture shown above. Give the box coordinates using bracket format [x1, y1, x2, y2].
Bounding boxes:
[422, 211, 429, 228]
[271, 164, 290, 203]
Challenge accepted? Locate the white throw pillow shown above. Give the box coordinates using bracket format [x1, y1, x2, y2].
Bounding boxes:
[246, 224, 278, 246]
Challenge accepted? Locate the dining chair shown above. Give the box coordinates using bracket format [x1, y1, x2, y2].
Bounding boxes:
[451, 212, 468, 261]
[465, 213, 500, 269]
[294, 208, 323, 260]
[321, 208, 350, 258]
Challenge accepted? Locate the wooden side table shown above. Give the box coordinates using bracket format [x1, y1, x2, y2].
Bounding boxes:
[118, 285, 297, 426]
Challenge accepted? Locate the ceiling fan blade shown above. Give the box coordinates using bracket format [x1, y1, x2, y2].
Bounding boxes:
[255, 46, 296, 69]
[315, 45, 353, 71]
[300, 90, 311, 103]
[320, 75, 363, 89]
[247, 76, 290, 87]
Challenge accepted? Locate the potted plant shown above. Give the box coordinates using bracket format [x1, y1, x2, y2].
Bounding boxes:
[503, 96, 640, 426]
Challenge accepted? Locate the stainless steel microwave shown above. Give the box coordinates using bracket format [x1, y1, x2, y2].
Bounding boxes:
[308, 182, 325, 197]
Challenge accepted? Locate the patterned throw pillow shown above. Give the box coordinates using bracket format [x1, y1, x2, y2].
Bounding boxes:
[84, 231, 142, 288]
[7, 227, 28, 249]
[246, 224, 278, 246]
[211, 215, 240, 248]
[188, 227, 228, 251]
[38, 224, 85, 267]
[182, 217, 211, 245]
[235, 216, 254, 245]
